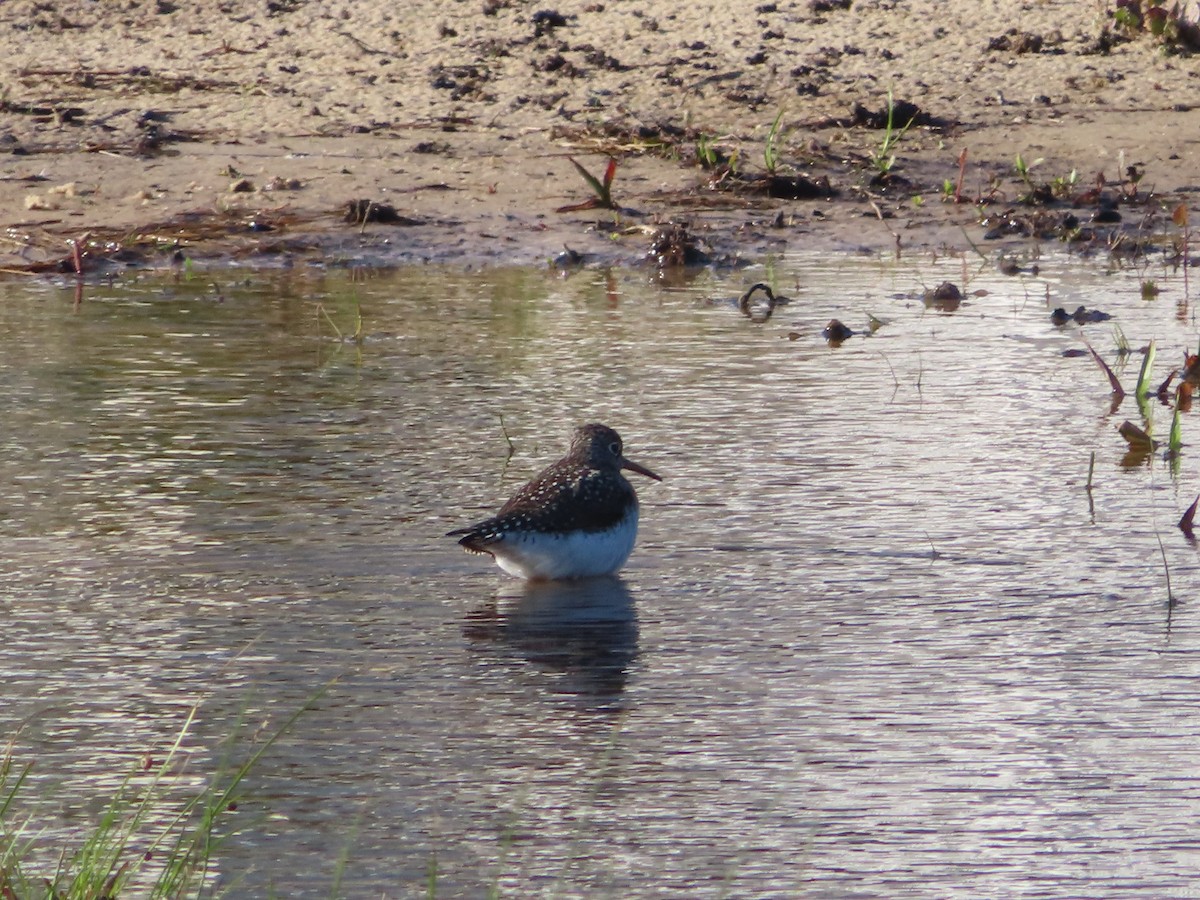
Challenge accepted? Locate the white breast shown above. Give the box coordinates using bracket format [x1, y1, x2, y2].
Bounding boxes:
[491, 506, 640, 580]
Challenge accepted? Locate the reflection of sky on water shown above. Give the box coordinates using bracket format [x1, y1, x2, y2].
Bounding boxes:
[1, 253, 1199, 896]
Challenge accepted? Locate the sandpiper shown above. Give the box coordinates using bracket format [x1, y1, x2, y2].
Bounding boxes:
[448, 423, 661, 580]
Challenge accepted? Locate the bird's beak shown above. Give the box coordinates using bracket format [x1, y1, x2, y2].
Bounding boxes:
[621, 456, 662, 482]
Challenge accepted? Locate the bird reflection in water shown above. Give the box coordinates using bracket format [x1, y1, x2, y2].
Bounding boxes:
[463, 576, 638, 703]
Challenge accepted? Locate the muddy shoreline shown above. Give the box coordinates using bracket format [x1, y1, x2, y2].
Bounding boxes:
[2, 1, 1197, 273]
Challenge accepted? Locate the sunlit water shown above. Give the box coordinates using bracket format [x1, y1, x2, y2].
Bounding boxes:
[3, 250, 1200, 898]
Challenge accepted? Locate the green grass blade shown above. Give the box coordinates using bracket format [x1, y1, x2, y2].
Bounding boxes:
[62, 705, 202, 898]
[764, 108, 785, 173]
[1136, 339, 1157, 397]
[1, 690, 323, 900]
[1112, 322, 1130, 356]
[154, 682, 333, 898]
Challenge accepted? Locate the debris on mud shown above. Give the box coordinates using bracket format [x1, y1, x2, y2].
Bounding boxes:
[981, 210, 1084, 242]
[847, 98, 948, 130]
[1050, 305, 1113, 326]
[713, 171, 836, 200]
[986, 29, 1064, 54]
[0, 1, 1197, 271]
[1181, 494, 1200, 536]
[737, 282, 786, 322]
[552, 245, 586, 269]
[343, 200, 421, 226]
[649, 222, 710, 268]
[809, 0, 852, 12]
[1118, 420, 1159, 451]
[0, 207, 324, 275]
[923, 281, 964, 311]
[531, 9, 570, 36]
[550, 118, 692, 156]
[822, 318, 854, 344]
[925, 281, 962, 302]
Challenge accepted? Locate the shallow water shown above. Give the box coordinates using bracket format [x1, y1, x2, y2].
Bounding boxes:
[3, 250, 1200, 897]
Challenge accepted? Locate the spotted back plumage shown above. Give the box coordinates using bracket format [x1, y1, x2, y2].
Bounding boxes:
[447, 424, 661, 569]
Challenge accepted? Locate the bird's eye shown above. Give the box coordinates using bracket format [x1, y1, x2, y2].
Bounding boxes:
[609, 441, 621, 455]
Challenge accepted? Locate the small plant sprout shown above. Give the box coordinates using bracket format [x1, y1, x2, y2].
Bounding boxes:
[727, 147, 741, 174]
[1014, 153, 1044, 187]
[871, 90, 916, 178]
[1113, 322, 1132, 357]
[763, 108, 787, 176]
[1050, 168, 1079, 198]
[1142, 279, 1161, 299]
[1136, 339, 1157, 398]
[696, 134, 719, 169]
[557, 156, 619, 213]
[1169, 399, 1183, 454]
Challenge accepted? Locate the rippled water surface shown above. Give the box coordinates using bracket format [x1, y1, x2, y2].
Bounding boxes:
[4, 252, 1200, 897]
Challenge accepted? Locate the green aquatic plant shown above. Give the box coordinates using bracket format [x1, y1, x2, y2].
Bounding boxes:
[1136, 339, 1158, 398]
[1, 690, 324, 899]
[317, 299, 364, 346]
[1113, 322, 1132, 357]
[1169, 400, 1183, 454]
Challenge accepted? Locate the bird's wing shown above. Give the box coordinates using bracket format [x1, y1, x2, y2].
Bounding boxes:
[449, 465, 634, 551]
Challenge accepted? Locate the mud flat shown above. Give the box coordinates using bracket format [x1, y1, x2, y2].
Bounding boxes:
[1, 0, 1197, 271]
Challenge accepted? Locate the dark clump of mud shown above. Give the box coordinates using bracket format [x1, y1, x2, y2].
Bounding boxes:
[343, 200, 422, 226]
[649, 222, 712, 268]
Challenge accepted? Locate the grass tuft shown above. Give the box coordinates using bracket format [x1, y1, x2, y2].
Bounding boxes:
[763, 108, 787, 176]
[1, 688, 326, 898]
[870, 90, 915, 177]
